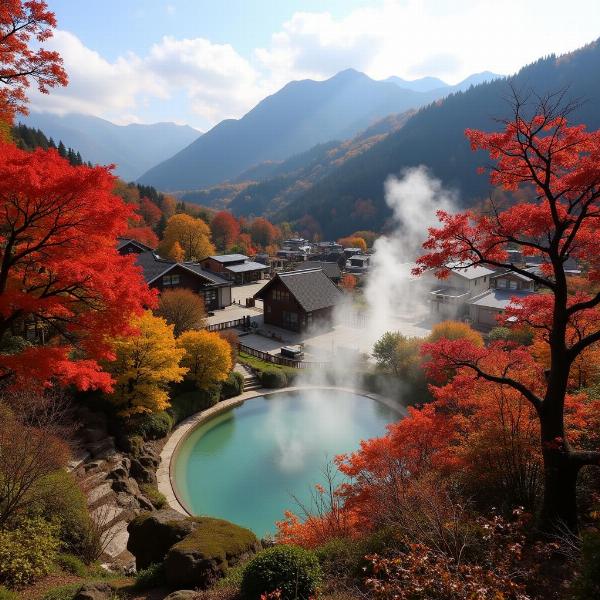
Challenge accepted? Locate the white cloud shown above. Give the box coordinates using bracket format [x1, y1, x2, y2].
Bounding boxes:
[27, 0, 600, 128]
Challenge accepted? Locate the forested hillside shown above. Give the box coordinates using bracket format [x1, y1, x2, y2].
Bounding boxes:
[275, 40, 600, 237]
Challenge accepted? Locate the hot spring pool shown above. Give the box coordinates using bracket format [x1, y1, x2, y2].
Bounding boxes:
[171, 389, 398, 536]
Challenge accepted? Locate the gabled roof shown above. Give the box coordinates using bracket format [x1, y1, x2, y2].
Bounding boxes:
[226, 261, 269, 273]
[295, 261, 342, 280]
[491, 270, 534, 282]
[116, 237, 155, 252]
[447, 263, 495, 280]
[207, 253, 248, 263]
[134, 251, 231, 286]
[255, 269, 343, 312]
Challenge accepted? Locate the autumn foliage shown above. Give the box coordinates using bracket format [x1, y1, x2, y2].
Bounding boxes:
[0, 143, 155, 390]
[0, 1, 68, 123]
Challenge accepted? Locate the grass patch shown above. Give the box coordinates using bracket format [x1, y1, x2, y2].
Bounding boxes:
[139, 483, 167, 509]
[134, 562, 165, 590]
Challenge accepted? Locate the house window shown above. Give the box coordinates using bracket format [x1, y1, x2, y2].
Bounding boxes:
[273, 289, 289, 302]
[509, 280, 518, 290]
[204, 289, 217, 307]
[163, 273, 181, 286]
[497, 279, 507, 289]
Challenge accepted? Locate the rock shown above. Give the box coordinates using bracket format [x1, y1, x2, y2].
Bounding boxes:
[164, 592, 198, 600]
[74, 582, 113, 600]
[88, 437, 116, 459]
[111, 476, 140, 497]
[164, 517, 260, 589]
[127, 509, 198, 570]
[130, 457, 157, 484]
[83, 425, 108, 444]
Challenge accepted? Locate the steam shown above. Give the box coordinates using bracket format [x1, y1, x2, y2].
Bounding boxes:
[295, 166, 457, 394]
[364, 166, 457, 344]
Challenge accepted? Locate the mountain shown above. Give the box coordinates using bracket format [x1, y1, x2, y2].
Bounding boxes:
[20, 112, 201, 181]
[385, 71, 501, 93]
[272, 40, 600, 238]
[138, 69, 463, 191]
[383, 76, 448, 92]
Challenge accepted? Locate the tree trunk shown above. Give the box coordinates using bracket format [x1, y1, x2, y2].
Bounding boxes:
[539, 447, 579, 533]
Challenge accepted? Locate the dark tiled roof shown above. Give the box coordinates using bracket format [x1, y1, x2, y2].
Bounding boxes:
[257, 269, 342, 312]
[134, 251, 174, 282]
[116, 238, 155, 252]
[296, 261, 342, 280]
[208, 253, 248, 263]
[183, 263, 231, 285]
[134, 251, 231, 286]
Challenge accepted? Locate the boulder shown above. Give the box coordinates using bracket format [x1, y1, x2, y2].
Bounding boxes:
[127, 509, 197, 570]
[164, 517, 260, 589]
[73, 582, 113, 600]
[163, 592, 198, 600]
[130, 457, 158, 484]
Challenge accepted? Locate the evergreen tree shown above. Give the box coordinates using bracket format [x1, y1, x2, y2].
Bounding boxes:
[57, 141, 66, 158]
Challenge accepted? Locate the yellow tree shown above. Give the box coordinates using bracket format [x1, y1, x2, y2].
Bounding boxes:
[167, 240, 185, 263]
[107, 312, 187, 416]
[177, 330, 232, 390]
[159, 213, 215, 261]
[428, 320, 484, 347]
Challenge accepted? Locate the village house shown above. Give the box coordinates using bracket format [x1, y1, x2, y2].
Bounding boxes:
[346, 254, 371, 274]
[254, 268, 343, 332]
[134, 250, 232, 311]
[201, 254, 269, 285]
[467, 271, 535, 330]
[429, 264, 495, 319]
[116, 237, 155, 255]
[293, 261, 342, 284]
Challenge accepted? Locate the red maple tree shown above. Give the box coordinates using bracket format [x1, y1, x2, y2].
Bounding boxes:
[414, 93, 600, 532]
[0, 143, 156, 390]
[211, 210, 240, 251]
[0, 0, 68, 122]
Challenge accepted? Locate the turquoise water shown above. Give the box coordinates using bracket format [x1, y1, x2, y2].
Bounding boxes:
[172, 389, 398, 536]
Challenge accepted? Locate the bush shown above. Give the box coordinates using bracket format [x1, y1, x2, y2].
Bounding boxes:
[572, 530, 600, 599]
[56, 553, 87, 577]
[241, 545, 322, 600]
[221, 371, 245, 399]
[0, 517, 60, 587]
[488, 326, 533, 346]
[122, 434, 144, 457]
[0, 586, 19, 600]
[260, 368, 288, 389]
[128, 411, 173, 440]
[168, 388, 220, 424]
[30, 470, 93, 557]
[134, 562, 165, 590]
[139, 483, 167, 509]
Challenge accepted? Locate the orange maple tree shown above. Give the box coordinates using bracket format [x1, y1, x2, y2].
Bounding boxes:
[0, 0, 68, 123]
[0, 143, 156, 390]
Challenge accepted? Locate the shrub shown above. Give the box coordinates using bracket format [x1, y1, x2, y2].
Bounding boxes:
[168, 388, 220, 424]
[139, 483, 167, 509]
[488, 326, 534, 346]
[0, 586, 19, 600]
[134, 562, 165, 590]
[0, 517, 60, 587]
[221, 371, 245, 399]
[123, 434, 144, 458]
[56, 553, 87, 577]
[572, 530, 600, 600]
[128, 411, 173, 440]
[260, 368, 288, 389]
[241, 545, 322, 600]
[30, 470, 92, 557]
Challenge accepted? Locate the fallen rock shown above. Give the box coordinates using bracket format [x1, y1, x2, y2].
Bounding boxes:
[164, 517, 260, 589]
[130, 457, 158, 484]
[74, 582, 113, 600]
[127, 509, 197, 570]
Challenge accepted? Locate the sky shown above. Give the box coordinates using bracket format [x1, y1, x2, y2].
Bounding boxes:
[29, 0, 600, 130]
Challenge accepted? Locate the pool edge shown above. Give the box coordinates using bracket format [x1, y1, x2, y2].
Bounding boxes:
[157, 385, 406, 516]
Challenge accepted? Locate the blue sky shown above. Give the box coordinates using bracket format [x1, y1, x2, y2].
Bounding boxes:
[30, 1, 600, 130]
